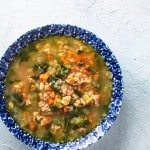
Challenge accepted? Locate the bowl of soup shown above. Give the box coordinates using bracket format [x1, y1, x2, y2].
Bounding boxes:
[0, 24, 123, 150]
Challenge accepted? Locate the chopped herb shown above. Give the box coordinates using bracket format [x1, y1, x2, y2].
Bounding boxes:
[64, 117, 71, 132]
[9, 79, 21, 84]
[77, 49, 84, 54]
[68, 107, 84, 118]
[31, 75, 39, 80]
[33, 62, 49, 73]
[78, 61, 85, 66]
[94, 84, 100, 90]
[69, 116, 89, 129]
[48, 75, 60, 92]
[33, 64, 39, 71]
[74, 89, 83, 97]
[80, 119, 90, 127]
[18, 50, 30, 62]
[56, 63, 70, 78]
[48, 75, 59, 83]
[86, 66, 96, 74]
[13, 93, 24, 103]
[49, 105, 59, 111]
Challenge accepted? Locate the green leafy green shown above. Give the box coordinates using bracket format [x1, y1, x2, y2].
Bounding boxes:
[64, 117, 70, 132]
[13, 93, 24, 103]
[68, 107, 84, 117]
[49, 105, 59, 112]
[78, 61, 85, 66]
[55, 63, 70, 78]
[33, 62, 49, 73]
[94, 83, 100, 90]
[74, 89, 83, 97]
[86, 66, 96, 74]
[31, 75, 39, 80]
[48, 75, 60, 92]
[80, 119, 90, 127]
[8, 79, 21, 84]
[77, 49, 84, 54]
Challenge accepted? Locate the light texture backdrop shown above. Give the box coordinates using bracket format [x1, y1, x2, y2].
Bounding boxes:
[0, 0, 150, 150]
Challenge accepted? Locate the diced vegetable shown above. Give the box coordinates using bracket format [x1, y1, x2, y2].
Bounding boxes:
[77, 49, 84, 54]
[82, 94, 93, 104]
[13, 93, 24, 103]
[33, 62, 49, 73]
[49, 105, 59, 111]
[86, 66, 96, 74]
[70, 116, 84, 125]
[74, 90, 83, 97]
[39, 72, 50, 82]
[78, 61, 85, 66]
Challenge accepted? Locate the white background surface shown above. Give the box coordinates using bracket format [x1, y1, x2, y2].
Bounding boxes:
[0, 0, 150, 150]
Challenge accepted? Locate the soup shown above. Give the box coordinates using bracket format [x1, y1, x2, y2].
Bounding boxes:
[4, 36, 112, 143]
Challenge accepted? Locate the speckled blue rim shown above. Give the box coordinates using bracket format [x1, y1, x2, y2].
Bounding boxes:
[0, 24, 123, 150]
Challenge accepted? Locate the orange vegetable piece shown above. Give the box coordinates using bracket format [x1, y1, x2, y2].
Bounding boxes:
[87, 114, 94, 122]
[63, 107, 69, 113]
[48, 99, 54, 105]
[39, 72, 50, 82]
[67, 50, 74, 57]
[91, 121, 97, 127]
[22, 87, 27, 93]
[22, 111, 28, 117]
[68, 77, 75, 83]
[29, 123, 35, 130]
[47, 54, 53, 61]
[45, 85, 52, 91]
[93, 74, 99, 80]
[77, 85, 82, 91]
[75, 55, 82, 62]
[87, 114, 97, 127]
[83, 69, 89, 75]
[61, 57, 70, 64]
[89, 60, 94, 66]
[50, 91, 55, 99]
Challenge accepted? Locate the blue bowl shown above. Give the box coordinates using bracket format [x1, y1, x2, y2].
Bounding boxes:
[0, 24, 123, 150]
